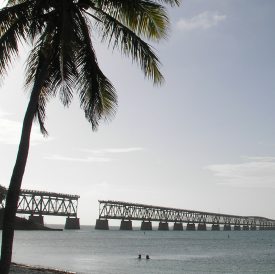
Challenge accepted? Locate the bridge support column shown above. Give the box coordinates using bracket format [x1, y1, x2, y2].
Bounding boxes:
[29, 215, 44, 226]
[95, 219, 109, 230]
[158, 222, 169, 231]
[186, 223, 196, 231]
[173, 222, 183, 231]
[234, 225, 241, 231]
[141, 221, 152, 230]
[211, 224, 220, 231]
[120, 220, 132, 230]
[65, 217, 80, 229]
[242, 225, 249, 231]
[250, 225, 256, 230]
[223, 224, 231, 231]
[197, 223, 207, 231]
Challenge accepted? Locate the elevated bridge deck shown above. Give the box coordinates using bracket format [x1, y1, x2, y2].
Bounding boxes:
[95, 200, 275, 231]
[0, 185, 80, 229]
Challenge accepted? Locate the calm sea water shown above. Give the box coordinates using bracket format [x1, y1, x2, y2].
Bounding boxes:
[4, 226, 275, 273]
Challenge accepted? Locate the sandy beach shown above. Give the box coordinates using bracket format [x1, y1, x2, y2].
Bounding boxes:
[10, 263, 75, 273]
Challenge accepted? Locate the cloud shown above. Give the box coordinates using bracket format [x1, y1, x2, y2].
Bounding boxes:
[205, 157, 275, 188]
[45, 147, 143, 163]
[177, 11, 226, 31]
[80, 147, 144, 154]
[241, 156, 275, 162]
[0, 110, 50, 145]
[44, 154, 112, 163]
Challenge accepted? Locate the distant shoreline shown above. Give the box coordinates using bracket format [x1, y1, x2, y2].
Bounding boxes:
[10, 263, 75, 273]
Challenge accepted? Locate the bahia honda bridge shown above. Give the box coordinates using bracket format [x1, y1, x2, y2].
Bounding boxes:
[95, 200, 275, 231]
[1, 185, 274, 231]
[0, 185, 80, 229]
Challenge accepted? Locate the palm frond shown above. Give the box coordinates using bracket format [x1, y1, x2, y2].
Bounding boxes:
[26, 11, 78, 108]
[75, 9, 117, 130]
[92, 8, 164, 85]
[27, 47, 51, 136]
[152, 0, 180, 7]
[95, 0, 170, 41]
[36, 86, 49, 136]
[25, 39, 50, 135]
[0, 1, 31, 80]
[7, 0, 29, 6]
[27, 0, 50, 41]
[56, 2, 79, 106]
[25, 20, 59, 135]
[25, 26, 51, 90]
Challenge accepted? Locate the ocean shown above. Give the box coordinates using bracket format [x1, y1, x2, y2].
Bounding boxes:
[7, 226, 275, 273]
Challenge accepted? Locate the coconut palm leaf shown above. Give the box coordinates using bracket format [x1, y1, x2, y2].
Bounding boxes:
[0, 3, 31, 79]
[74, 9, 117, 129]
[92, 7, 163, 84]
[94, 0, 170, 40]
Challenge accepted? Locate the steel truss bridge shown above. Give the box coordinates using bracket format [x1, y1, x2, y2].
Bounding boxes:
[95, 200, 275, 231]
[0, 185, 80, 229]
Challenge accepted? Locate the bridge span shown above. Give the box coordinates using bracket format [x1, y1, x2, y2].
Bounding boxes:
[0, 185, 80, 229]
[95, 200, 275, 231]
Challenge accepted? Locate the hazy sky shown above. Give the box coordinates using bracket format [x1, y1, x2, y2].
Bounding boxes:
[1, 0, 275, 226]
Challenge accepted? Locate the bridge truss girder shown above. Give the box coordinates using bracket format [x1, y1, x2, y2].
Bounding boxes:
[0, 185, 79, 217]
[98, 200, 275, 227]
[17, 193, 78, 217]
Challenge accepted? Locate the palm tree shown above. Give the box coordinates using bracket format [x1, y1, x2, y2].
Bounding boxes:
[0, 0, 179, 272]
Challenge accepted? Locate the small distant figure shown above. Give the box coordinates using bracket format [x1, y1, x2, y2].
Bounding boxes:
[138, 254, 142, 259]
[228, 234, 230, 239]
[146, 254, 150, 260]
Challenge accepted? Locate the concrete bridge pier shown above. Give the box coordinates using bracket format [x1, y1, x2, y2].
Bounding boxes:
[197, 223, 207, 231]
[223, 224, 231, 231]
[120, 220, 132, 230]
[173, 222, 183, 231]
[250, 225, 256, 230]
[158, 222, 169, 231]
[211, 224, 220, 231]
[65, 217, 80, 229]
[29, 215, 44, 225]
[234, 225, 241, 231]
[95, 219, 109, 230]
[186, 223, 196, 231]
[242, 225, 249, 231]
[141, 221, 152, 230]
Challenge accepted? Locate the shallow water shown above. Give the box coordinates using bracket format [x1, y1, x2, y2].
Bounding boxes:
[5, 226, 275, 273]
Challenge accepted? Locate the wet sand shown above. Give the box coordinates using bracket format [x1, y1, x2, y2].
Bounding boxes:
[10, 263, 75, 273]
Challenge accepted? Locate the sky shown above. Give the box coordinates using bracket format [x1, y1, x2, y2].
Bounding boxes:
[1, 0, 275, 226]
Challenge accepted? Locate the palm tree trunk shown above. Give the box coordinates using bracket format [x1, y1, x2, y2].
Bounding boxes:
[0, 58, 49, 274]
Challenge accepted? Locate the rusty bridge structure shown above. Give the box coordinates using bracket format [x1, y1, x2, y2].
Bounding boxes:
[0, 185, 80, 229]
[95, 200, 275, 231]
